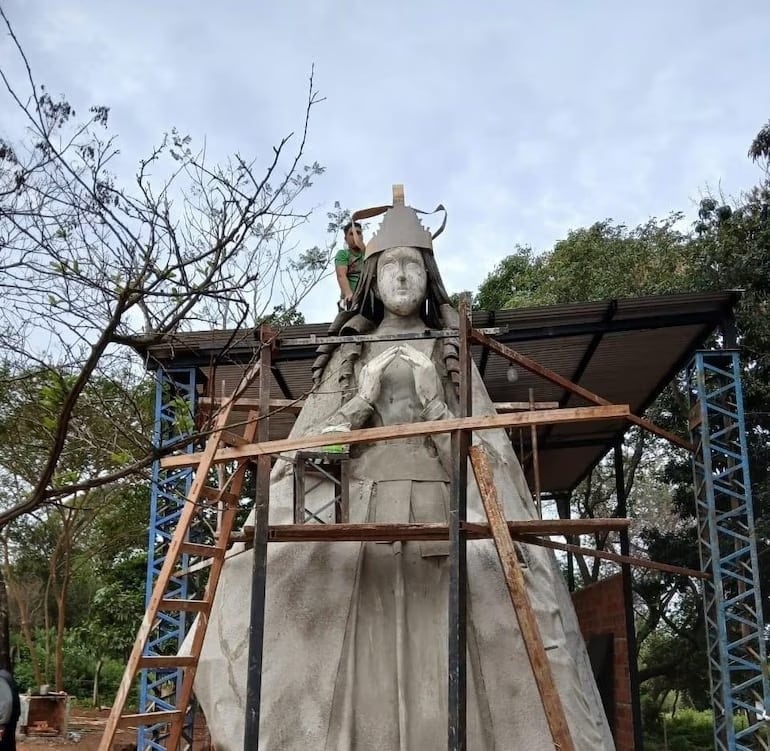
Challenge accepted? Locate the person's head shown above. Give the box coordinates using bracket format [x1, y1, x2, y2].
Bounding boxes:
[343, 222, 363, 251]
[376, 246, 427, 317]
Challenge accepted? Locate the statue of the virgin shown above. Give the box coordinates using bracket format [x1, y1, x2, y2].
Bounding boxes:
[193, 188, 615, 750]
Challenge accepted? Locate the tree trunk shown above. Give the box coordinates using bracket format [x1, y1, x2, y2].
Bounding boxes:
[54, 547, 71, 692]
[0, 565, 11, 671]
[92, 656, 103, 708]
[6, 575, 43, 685]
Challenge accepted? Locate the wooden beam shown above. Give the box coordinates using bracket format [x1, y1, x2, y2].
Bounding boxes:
[494, 401, 560, 412]
[199, 396, 304, 414]
[469, 327, 693, 452]
[276, 326, 507, 348]
[229, 518, 633, 544]
[227, 520, 705, 582]
[117, 711, 182, 729]
[469, 446, 575, 750]
[161, 405, 631, 469]
[512, 535, 709, 580]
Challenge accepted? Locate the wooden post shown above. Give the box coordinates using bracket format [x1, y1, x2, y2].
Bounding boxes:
[244, 330, 273, 750]
[615, 439, 643, 750]
[449, 293, 471, 750]
[470, 446, 575, 751]
[529, 388, 542, 518]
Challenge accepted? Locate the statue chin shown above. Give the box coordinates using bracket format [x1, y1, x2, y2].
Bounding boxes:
[383, 295, 423, 317]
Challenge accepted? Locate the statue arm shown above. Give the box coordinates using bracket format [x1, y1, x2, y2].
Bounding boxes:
[421, 396, 454, 475]
[324, 346, 401, 431]
[333, 394, 376, 429]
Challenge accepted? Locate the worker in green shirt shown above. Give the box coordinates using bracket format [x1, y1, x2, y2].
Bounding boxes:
[335, 221, 364, 309]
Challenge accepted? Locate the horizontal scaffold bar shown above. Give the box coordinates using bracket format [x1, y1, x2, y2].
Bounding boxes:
[160, 404, 631, 469]
[224, 520, 705, 580]
[277, 326, 507, 348]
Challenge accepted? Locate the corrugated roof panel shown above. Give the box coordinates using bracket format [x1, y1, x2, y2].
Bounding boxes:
[131, 291, 736, 491]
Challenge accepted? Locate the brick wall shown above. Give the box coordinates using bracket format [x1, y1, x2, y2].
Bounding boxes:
[572, 574, 635, 751]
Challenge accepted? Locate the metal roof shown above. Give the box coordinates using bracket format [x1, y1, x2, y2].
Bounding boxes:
[130, 290, 739, 493]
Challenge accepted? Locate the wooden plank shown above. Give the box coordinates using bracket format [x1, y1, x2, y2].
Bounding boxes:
[161, 405, 631, 470]
[137, 656, 197, 669]
[513, 535, 709, 580]
[199, 485, 240, 506]
[470, 445, 575, 751]
[158, 599, 209, 612]
[494, 401, 560, 411]
[117, 711, 182, 729]
[179, 541, 225, 558]
[220, 429, 252, 447]
[199, 396, 304, 414]
[469, 327, 694, 452]
[231, 518, 632, 544]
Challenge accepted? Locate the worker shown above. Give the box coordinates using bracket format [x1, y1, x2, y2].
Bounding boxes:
[0, 669, 20, 751]
[334, 221, 364, 309]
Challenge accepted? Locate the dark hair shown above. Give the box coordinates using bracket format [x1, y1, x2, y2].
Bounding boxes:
[342, 221, 363, 234]
[312, 249, 460, 397]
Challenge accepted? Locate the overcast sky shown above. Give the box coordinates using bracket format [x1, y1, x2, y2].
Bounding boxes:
[3, 1, 769, 322]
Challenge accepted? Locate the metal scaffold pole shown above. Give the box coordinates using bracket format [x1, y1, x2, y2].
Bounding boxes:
[140, 367, 198, 751]
[688, 349, 770, 751]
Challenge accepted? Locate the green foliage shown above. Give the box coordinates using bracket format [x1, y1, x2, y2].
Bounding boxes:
[476, 245, 548, 309]
[259, 304, 306, 328]
[12, 628, 132, 702]
[477, 214, 698, 312]
[476, 117, 770, 728]
[643, 709, 719, 751]
[79, 551, 147, 660]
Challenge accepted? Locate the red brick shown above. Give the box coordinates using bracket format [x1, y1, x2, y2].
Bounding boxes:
[572, 576, 634, 749]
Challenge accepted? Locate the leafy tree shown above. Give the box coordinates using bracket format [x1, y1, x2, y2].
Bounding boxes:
[0, 7, 335, 534]
[476, 246, 547, 309]
[474, 118, 770, 725]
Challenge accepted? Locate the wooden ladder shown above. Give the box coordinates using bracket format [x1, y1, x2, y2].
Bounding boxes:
[470, 445, 576, 751]
[99, 357, 264, 751]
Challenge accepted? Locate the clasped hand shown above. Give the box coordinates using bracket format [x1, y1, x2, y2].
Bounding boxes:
[357, 344, 442, 408]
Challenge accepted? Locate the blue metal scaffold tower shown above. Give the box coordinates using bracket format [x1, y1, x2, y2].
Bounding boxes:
[139, 366, 198, 751]
[688, 349, 770, 751]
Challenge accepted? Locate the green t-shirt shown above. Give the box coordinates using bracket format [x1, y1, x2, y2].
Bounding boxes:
[334, 247, 364, 292]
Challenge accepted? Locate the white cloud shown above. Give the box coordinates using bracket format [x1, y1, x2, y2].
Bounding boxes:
[3, 0, 769, 325]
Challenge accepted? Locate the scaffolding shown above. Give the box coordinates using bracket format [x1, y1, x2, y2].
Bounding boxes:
[102, 296, 757, 751]
[688, 350, 770, 751]
[140, 367, 198, 751]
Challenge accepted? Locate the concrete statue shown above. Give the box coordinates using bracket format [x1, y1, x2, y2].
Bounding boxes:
[192, 187, 615, 750]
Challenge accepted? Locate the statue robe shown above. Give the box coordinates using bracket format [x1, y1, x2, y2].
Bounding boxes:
[192, 339, 616, 750]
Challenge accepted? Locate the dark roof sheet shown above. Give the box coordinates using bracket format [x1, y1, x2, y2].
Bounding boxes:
[129, 290, 738, 492]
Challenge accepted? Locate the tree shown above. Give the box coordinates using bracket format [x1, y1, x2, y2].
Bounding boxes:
[0, 7, 337, 531]
[476, 245, 547, 309]
[473, 116, 770, 722]
[0, 370, 151, 689]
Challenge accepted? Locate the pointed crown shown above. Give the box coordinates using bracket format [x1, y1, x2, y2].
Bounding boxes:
[350, 185, 446, 261]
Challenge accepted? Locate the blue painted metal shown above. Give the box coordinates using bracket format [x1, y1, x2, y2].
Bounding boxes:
[139, 367, 197, 750]
[688, 350, 769, 751]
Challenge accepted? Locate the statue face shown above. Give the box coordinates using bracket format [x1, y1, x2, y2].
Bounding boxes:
[376, 246, 427, 316]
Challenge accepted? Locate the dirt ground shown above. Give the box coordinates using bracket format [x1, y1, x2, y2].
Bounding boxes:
[17, 707, 211, 751]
